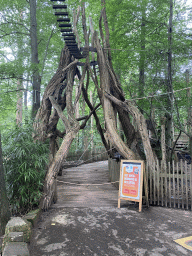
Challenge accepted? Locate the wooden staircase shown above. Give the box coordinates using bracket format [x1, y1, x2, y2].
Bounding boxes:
[50, 0, 97, 61]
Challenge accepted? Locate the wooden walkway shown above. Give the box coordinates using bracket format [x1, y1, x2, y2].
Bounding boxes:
[52, 161, 118, 208]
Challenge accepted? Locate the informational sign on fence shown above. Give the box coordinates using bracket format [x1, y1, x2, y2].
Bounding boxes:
[118, 160, 144, 212]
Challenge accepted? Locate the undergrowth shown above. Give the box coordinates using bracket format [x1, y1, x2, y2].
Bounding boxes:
[2, 122, 49, 215]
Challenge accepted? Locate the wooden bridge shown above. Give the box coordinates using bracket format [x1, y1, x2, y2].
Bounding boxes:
[52, 161, 118, 208]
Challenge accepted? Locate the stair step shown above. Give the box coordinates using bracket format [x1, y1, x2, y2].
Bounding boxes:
[65, 40, 76, 44]
[60, 28, 72, 32]
[53, 5, 67, 9]
[57, 18, 70, 22]
[62, 33, 74, 36]
[3, 242, 29, 256]
[59, 24, 71, 27]
[66, 43, 78, 46]
[67, 44, 79, 50]
[72, 55, 83, 59]
[64, 36, 76, 40]
[55, 12, 68, 16]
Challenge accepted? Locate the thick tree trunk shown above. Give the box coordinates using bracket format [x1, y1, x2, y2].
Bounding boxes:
[94, 32, 137, 160]
[30, 0, 41, 119]
[33, 46, 71, 142]
[41, 128, 80, 210]
[0, 133, 11, 235]
[40, 63, 81, 209]
[166, 0, 174, 161]
[139, 1, 146, 101]
[105, 93, 157, 167]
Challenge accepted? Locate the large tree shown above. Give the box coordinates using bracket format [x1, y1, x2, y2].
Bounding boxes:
[30, 0, 41, 119]
[33, 1, 156, 210]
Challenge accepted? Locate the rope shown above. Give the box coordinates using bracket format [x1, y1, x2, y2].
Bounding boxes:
[78, 135, 95, 162]
[75, 146, 116, 167]
[127, 86, 192, 101]
[57, 180, 119, 186]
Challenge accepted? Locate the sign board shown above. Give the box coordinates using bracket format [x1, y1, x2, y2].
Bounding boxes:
[118, 160, 144, 212]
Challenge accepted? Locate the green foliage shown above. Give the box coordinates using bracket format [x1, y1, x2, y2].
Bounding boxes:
[2, 122, 49, 214]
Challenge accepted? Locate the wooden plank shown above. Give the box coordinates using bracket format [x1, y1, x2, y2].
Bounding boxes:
[143, 162, 149, 207]
[59, 24, 71, 27]
[80, 47, 97, 53]
[150, 162, 152, 205]
[53, 5, 67, 9]
[185, 161, 188, 210]
[157, 160, 160, 206]
[68, 47, 77, 50]
[62, 33, 74, 36]
[177, 162, 180, 208]
[55, 12, 68, 16]
[153, 163, 156, 205]
[173, 161, 176, 208]
[65, 40, 77, 44]
[57, 18, 70, 22]
[65, 41, 78, 46]
[68, 47, 80, 52]
[64, 36, 76, 40]
[181, 160, 184, 209]
[67, 47, 79, 51]
[61, 28, 73, 32]
[146, 161, 149, 205]
[65, 42, 78, 46]
[168, 162, 171, 207]
[161, 162, 164, 206]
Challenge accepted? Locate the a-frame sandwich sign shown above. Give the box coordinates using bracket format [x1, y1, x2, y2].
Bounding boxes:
[118, 160, 148, 212]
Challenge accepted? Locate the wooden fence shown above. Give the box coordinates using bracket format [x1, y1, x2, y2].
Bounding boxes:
[147, 160, 192, 210]
[108, 158, 192, 210]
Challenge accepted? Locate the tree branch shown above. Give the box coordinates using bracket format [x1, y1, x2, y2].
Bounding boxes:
[49, 95, 70, 132]
[0, 31, 30, 38]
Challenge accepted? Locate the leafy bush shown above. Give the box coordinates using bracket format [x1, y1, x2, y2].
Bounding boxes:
[2, 122, 49, 214]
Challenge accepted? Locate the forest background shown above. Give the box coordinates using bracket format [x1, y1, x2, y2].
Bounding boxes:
[0, 0, 192, 232]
